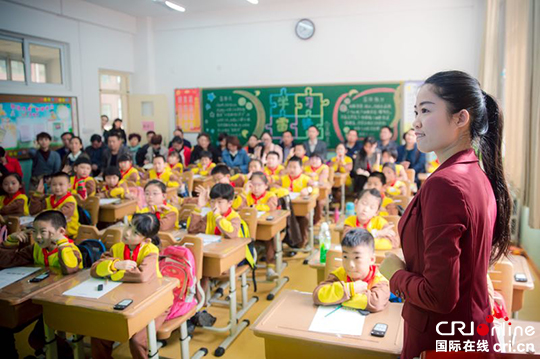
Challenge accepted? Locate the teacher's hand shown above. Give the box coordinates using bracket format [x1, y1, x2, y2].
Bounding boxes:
[379, 253, 406, 280]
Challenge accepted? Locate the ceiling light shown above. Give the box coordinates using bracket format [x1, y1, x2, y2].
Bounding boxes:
[164, 1, 185, 12]
[246, 0, 259, 4]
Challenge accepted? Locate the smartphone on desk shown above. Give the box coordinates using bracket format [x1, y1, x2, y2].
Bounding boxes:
[371, 323, 388, 337]
[114, 299, 133, 310]
[29, 271, 50, 283]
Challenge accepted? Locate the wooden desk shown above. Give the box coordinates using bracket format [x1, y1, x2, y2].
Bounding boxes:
[290, 194, 318, 264]
[252, 290, 404, 359]
[332, 173, 347, 217]
[165, 186, 178, 201]
[0, 267, 68, 329]
[257, 210, 290, 300]
[308, 244, 342, 283]
[192, 175, 214, 190]
[202, 238, 250, 278]
[32, 270, 177, 359]
[507, 254, 535, 312]
[98, 199, 137, 223]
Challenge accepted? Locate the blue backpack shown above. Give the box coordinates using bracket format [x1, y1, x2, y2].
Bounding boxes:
[77, 239, 106, 268]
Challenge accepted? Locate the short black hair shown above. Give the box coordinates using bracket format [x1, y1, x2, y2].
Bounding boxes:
[249, 158, 262, 168]
[168, 150, 182, 162]
[382, 148, 398, 160]
[363, 136, 377, 145]
[287, 156, 302, 166]
[2, 172, 22, 186]
[341, 228, 374, 251]
[218, 132, 229, 141]
[145, 179, 166, 193]
[294, 143, 306, 150]
[197, 132, 211, 141]
[101, 115, 109, 120]
[61, 132, 73, 139]
[171, 136, 183, 145]
[282, 130, 293, 136]
[90, 134, 102, 143]
[402, 129, 415, 141]
[250, 171, 268, 185]
[368, 171, 386, 186]
[382, 162, 397, 173]
[70, 136, 83, 146]
[0, 146, 5, 157]
[131, 213, 161, 246]
[108, 131, 121, 140]
[129, 133, 141, 142]
[34, 210, 67, 230]
[209, 183, 235, 201]
[37, 132, 52, 141]
[211, 164, 231, 176]
[74, 157, 92, 167]
[380, 126, 393, 134]
[146, 130, 156, 136]
[200, 151, 212, 160]
[51, 172, 70, 183]
[309, 152, 323, 160]
[267, 151, 280, 159]
[308, 125, 319, 133]
[104, 166, 121, 179]
[356, 188, 383, 208]
[153, 155, 166, 162]
[118, 154, 132, 163]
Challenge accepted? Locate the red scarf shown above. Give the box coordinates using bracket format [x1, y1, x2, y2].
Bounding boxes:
[154, 201, 168, 220]
[123, 243, 142, 262]
[310, 164, 322, 173]
[346, 265, 377, 284]
[72, 176, 88, 190]
[50, 193, 72, 209]
[267, 166, 278, 176]
[288, 174, 302, 191]
[3, 190, 23, 206]
[356, 217, 371, 229]
[214, 207, 232, 235]
[121, 166, 133, 179]
[42, 238, 73, 266]
[251, 191, 266, 205]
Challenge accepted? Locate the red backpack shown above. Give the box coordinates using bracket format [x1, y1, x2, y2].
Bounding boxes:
[159, 245, 197, 320]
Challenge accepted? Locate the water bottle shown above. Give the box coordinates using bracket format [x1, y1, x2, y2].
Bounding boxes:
[345, 202, 356, 218]
[319, 222, 331, 264]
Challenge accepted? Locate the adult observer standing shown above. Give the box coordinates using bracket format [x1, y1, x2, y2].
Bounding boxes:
[379, 71, 512, 359]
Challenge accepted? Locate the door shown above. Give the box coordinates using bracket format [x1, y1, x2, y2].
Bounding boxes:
[128, 94, 169, 142]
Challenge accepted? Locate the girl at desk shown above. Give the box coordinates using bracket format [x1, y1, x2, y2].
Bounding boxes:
[97, 167, 134, 200]
[136, 180, 179, 231]
[90, 213, 168, 359]
[0, 173, 29, 216]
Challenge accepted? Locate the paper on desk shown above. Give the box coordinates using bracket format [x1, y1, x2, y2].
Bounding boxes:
[63, 277, 122, 299]
[0, 267, 42, 289]
[19, 216, 36, 226]
[192, 174, 202, 179]
[289, 192, 301, 200]
[257, 211, 266, 218]
[198, 233, 222, 246]
[309, 305, 366, 336]
[99, 198, 121, 206]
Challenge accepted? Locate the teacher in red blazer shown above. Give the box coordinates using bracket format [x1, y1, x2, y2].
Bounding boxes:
[380, 71, 512, 359]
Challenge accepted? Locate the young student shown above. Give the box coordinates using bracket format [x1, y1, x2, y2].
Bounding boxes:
[137, 180, 179, 231]
[70, 157, 96, 200]
[304, 152, 330, 224]
[0, 173, 29, 216]
[381, 163, 408, 196]
[211, 164, 244, 188]
[119, 154, 141, 186]
[191, 151, 216, 176]
[343, 189, 398, 250]
[0, 210, 83, 358]
[264, 151, 285, 183]
[230, 158, 264, 188]
[169, 137, 191, 166]
[313, 228, 389, 312]
[364, 172, 398, 216]
[286, 143, 309, 166]
[90, 213, 166, 359]
[30, 172, 80, 239]
[128, 133, 142, 157]
[98, 167, 133, 200]
[331, 143, 354, 174]
[147, 155, 180, 188]
[232, 172, 278, 279]
[379, 149, 408, 182]
[167, 150, 184, 175]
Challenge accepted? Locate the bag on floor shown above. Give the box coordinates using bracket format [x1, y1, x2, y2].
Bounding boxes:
[279, 196, 303, 248]
[160, 245, 197, 320]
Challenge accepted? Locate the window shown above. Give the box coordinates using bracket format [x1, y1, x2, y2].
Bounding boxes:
[0, 38, 25, 82]
[29, 43, 62, 84]
[99, 70, 130, 131]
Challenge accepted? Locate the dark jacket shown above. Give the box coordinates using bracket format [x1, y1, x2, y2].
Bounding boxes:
[29, 148, 61, 178]
[397, 144, 426, 177]
[190, 145, 220, 164]
[102, 146, 131, 170]
[222, 148, 250, 173]
[304, 140, 328, 160]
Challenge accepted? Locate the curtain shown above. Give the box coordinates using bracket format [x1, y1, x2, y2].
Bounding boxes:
[479, 0, 502, 97]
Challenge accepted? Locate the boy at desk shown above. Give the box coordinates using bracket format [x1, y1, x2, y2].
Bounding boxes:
[119, 154, 141, 186]
[98, 166, 134, 200]
[313, 228, 390, 312]
[70, 157, 96, 200]
[364, 172, 398, 216]
[0, 210, 83, 358]
[30, 172, 80, 239]
[191, 151, 216, 176]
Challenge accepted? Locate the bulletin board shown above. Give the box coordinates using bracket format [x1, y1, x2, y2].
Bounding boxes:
[0, 94, 77, 159]
[175, 88, 201, 132]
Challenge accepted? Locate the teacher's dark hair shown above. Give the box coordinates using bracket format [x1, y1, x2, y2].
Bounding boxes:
[425, 70, 511, 265]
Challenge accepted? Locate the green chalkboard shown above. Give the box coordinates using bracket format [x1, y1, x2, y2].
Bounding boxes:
[202, 83, 402, 148]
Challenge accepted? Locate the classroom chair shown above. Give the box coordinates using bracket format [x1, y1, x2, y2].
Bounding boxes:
[83, 196, 100, 226]
[73, 193, 84, 207]
[5, 215, 20, 234]
[324, 249, 343, 279]
[239, 207, 258, 240]
[406, 168, 416, 183]
[157, 235, 208, 359]
[182, 170, 194, 195]
[179, 203, 198, 221]
[101, 227, 123, 250]
[76, 225, 101, 243]
[321, 167, 335, 222]
[158, 231, 178, 249]
[389, 194, 412, 209]
[382, 215, 400, 229]
[488, 260, 514, 313]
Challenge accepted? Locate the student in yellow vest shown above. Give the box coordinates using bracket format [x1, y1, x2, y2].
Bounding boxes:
[382, 162, 407, 196]
[230, 158, 264, 189]
[427, 158, 440, 173]
[264, 151, 285, 184]
[304, 152, 331, 224]
[313, 228, 389, 312]
[379, 149, 408, 182]
[286, 143, 309, 167]
[191, 151, 216, 176]
[343, 189, 399, 250]
[233, 172, 279, 279]
[137, 180, 179, 231]
[0, 210, 82, 358]
[147, 155, 180, 188]
[211, 164, 245, 188]
[91, 213, 168, 359]
[167, 150, 184, 175]
[363, 172, 398, 216]
[331, 143, 354, 176]
[0, 173, 29, 216]
[70, 157, 96, 200]
[97, 166, 134, 199]
[118, 154, 141, 186]
[30, 172, 80, 238]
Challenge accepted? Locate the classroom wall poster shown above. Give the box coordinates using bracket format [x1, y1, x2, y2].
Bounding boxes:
[175, 89, 201, 132]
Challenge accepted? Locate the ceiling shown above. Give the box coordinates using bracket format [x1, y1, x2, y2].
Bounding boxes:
[83, 0, 284, 17]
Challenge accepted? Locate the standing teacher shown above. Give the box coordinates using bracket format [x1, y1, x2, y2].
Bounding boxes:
[380, 71, 512, 358]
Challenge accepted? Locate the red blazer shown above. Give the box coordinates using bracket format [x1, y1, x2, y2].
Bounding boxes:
[390, 149, 498, 359]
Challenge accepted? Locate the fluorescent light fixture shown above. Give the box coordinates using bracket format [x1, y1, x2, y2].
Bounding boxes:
[246, 0, 259, 4]
[164, 1, 185, 12]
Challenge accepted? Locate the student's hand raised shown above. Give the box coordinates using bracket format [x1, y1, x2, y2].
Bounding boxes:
[115, 260, 138, 271]
[37, 178, 45, 194]
[195, 186, 209, 207]
[245, 182, 254, 194]
[353, 280, 368, 294]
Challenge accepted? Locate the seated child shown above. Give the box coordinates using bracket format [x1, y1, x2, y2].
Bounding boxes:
[364, 172, 398, 216]
[30, 172, 80, 239]
[0, 210, 83, 358]
[304, 152, 330, 224]
[313, 228, 390, 312]
[147, 155, 180, 188]
[98, 167, 134, 199]
[70, 157, 96, 200]
[233, 172, 278, 279]
[286, 143, 309, 167]
[331, 143, 354, 174]
[167, 150, 184, 175]
[382, 163, 407, 196]
[191, 151, 216, 176]
[0, 173, 29, 216]
[343, 189, 399, 250]
[90, 213, 167, 359]
[230, 158, 264, 188]
[137, 180, 179, 231]
[119, 154, 141, 186]
[264, 151, 285, 184]
[379, 149, 408, 182]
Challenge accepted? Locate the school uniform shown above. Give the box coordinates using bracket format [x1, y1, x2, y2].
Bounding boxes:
[121, 166, 141, 186]
[168, 163, 184, 175]
[304, 164, 330, 224]
[91, 240, 166, 359]
[285, 156, 309, 167]
[331, 156, 354, 174]
[385, 180, 407, 196]
[148, 168, 180, 188]
[136, 203, 179, 231]
[264, 165, 285, 183]
[343, 215, 399, 250]
[229, 173, 248, 188]
[101, 181, 130, 199]
[191, 162, 216, 176]
[0, 191, 29, 216]
[313, 265, 390, 312]
[70, 175, 97, 200]
[29, 193, 80, 238]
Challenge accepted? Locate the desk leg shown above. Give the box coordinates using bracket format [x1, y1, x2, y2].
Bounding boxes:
[267, 231, 289, 300]
[72, 334, 85, 359]
[44, 322, 58, 359]
[147, 319, 159, 359]
[303, 209, 316, 264]
[341, 182, 345, 219]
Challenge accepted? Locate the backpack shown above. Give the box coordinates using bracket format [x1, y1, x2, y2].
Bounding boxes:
[159, 245, 197, 320]
[77, 205, 92, 225]
[77, 239, 106, 268]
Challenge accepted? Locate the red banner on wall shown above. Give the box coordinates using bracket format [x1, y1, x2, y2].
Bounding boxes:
[175, 89, 201, 132]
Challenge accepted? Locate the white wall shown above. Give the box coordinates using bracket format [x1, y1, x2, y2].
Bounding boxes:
[0, 0, 136, 144]
[150, 0, 486, 133]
